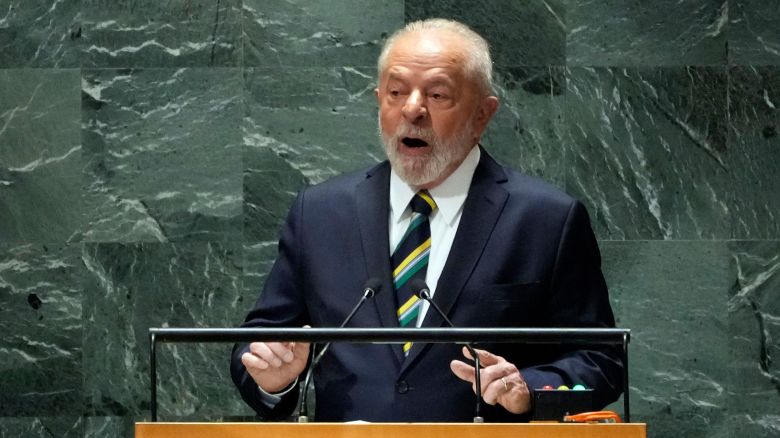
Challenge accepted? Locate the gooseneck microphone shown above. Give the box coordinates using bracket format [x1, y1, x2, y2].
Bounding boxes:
[297, 277, 382, 422]
[410, 278, 484, 423]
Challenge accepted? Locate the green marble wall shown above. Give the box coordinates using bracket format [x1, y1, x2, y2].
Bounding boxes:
[1, 1, 777, 437]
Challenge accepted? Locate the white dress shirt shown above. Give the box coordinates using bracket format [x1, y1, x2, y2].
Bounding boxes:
[388, 146, 481, 326]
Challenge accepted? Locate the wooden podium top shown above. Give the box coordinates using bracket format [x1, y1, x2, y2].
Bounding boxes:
[136, 422, 646, 438]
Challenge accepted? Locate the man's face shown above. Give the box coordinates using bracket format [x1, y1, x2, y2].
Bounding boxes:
[376, 30, 498, 188]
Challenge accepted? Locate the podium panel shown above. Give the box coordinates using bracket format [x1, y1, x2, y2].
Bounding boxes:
[136, 422, 646, 438]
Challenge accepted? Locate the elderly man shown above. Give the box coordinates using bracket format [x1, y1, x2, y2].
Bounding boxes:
[231, 19, 623, 422]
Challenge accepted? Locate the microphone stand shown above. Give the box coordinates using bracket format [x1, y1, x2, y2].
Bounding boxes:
[414, 281, 484, 423]
[297, 279, 381, 422]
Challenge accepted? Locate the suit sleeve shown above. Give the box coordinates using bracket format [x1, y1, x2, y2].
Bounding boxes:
[230, 190, 311, 420]
[519, 200, 624, 410]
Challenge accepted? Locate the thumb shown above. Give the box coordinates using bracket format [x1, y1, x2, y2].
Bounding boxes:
[295, 325, 311, 359]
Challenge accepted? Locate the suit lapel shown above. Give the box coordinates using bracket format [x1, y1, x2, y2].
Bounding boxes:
[401, 149, 509, 374]
[355, 162, 405, 366]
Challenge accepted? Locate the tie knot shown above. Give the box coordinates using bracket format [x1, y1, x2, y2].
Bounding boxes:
[410, 191, 436, 216]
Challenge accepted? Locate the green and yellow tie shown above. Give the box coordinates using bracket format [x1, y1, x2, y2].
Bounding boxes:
[392, 191, 437, 355]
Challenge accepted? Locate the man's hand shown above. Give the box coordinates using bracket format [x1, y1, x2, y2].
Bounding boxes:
[241, 339, 310, 394]
[450, 346, 532, 414]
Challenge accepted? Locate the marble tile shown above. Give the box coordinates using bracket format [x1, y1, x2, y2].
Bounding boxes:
[601, 241, 730, 437]
[485, 66, 565, 187]
[727, 67, 780, 239]
[242, 67, 381, 178]
[79, 0, 242, 68]
[81, 68, 243, 243]
[243, 144, 308, 244]
[242, 66, 380, 241]
[0, 244, 83, 416]
[0, 69, 82, 245]
[729, 0, 780, 65]
[565, 67, 730, 240]
[405, 0, 565, 66]
[0, 0, 81, 68]
[566, 0, 727, 66]
[1, 0, 778, 431]
[728, 241, 780, 437]
[243, 0, 403, 67]
[0, 417, 83, 438]
[83, 416, 133, 438]
[81, 242, 250, 419]
[242, 241, 281, 309]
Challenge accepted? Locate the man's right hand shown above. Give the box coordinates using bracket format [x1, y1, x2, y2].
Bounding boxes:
[241, 340, 310, 393]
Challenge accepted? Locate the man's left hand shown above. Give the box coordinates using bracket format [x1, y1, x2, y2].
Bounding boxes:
[450, 346, 532, 414]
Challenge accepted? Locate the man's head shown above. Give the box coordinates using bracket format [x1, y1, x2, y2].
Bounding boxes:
[375, 19, 499, 189]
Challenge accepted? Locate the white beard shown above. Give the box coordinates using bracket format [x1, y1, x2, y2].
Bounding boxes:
[379, 119, 475, 187]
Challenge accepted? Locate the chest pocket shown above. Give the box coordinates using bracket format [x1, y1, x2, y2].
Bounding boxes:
[454, 281, 546, 327]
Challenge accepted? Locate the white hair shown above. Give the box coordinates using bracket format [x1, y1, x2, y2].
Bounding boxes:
[377, 18, 494, 95]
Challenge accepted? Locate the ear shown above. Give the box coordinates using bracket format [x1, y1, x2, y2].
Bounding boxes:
[374, 87, 380, 104]
[472, 95, 499, 137]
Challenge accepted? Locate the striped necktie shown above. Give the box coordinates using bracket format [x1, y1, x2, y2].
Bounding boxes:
[392, 190, 437, 355]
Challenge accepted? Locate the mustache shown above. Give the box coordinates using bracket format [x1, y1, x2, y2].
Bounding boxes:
[389, 124, 438, 144]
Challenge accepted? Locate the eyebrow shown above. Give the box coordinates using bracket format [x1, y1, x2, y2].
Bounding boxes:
[425, 76, 455, 88]
[385, 71, 409, 83]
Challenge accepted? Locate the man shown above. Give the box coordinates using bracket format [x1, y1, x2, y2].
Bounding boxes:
[231, 18, 623, 422]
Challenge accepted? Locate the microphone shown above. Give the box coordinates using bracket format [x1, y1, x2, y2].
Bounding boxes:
[410, 278, 484, 423]
[297, 277, 382, 422]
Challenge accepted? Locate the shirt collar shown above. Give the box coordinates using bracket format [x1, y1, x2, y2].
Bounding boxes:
[390, 146, 481, 225]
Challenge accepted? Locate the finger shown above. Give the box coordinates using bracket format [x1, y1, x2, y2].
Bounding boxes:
[482, 364, 520, 396]
[293, 340, 311, 361]
[479, 363, 517, 386]
[463, 346, 504, 367]
[293, 324, 311, 358]
[481, 375, 510, 406]
[450, 360, 476, 383]
[249, 342, 284, 368]
[296, 325, 312, 358]
[450, 360, 479, 394]
[461, 346, 476, 362]
[241, 351, 270, 371]
[266, 342, 295, 363]
[497, 374, 532, 414]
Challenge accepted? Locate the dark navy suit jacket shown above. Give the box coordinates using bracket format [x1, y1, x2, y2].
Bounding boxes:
[231, 149, 623, 422]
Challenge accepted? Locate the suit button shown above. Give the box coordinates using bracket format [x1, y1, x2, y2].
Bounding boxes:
[396, 380, 409, 394]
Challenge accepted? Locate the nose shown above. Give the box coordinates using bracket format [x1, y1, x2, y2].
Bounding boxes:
[401, 90, 427, 123]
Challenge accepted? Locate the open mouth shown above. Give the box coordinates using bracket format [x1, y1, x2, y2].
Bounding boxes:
[401, 137, 429, 148]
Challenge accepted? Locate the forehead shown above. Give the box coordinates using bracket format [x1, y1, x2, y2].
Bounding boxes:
[381, 30, 470, 81]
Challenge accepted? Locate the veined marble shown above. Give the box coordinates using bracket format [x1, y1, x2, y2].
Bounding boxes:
[81, 68, 243, 242]
[244, 0, 403, 67]
[602, 241, 730, 437]
[79, 0, 242, 67]
[564, 67, 730, 240]
[0, 0, 81, 67]
[729, 0, 780, 65]
[728, 241, 780, 438]
[0, 2, 777, 437]
[0, 416, 83, 438]
[567, 0, 727, 66]
[81, 242, 250, 422]
[405, 0, 566, 66]
[486, 66, 566, 187]
[0, 69, 82, 245]
[727, 66, 780, 239]
[0, 244, 83, 416]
